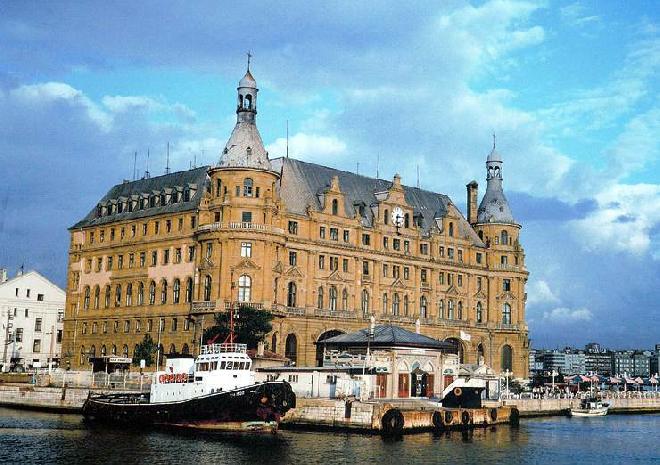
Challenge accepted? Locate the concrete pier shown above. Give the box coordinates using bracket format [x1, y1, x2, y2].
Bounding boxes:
[504, 396, 660, 416]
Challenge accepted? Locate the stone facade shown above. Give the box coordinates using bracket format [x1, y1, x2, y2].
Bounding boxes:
[62, 67, 529, 377]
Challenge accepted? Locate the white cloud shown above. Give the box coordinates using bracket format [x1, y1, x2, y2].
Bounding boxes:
[102, 95, 163, 113]
[543, 307, 593, 322]
[570, 183, 660, 256]
[266, 132, 347, 162]
[560, 2, 601, 27]
[527, 279, 560, 305]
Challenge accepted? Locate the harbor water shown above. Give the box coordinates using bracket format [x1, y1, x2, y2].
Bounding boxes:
[0, 408, 657, 464]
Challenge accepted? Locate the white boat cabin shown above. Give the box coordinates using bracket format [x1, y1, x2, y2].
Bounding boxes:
[150, 343, 255, 403]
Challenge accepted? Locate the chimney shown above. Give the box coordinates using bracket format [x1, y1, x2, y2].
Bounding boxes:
[466, 181, 478, 224]
[0, 268, 7, 283]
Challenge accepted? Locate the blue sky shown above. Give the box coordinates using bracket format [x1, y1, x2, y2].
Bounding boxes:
[0, 1, 658, 350]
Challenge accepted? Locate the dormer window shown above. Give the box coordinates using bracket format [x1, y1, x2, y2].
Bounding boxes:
[184, 189, 190, 202]
[448, 222, 454, 237]
[117, 202, 123, 213]
[160, 193, 166, 206]
[149, 196, 156, 208]
[384, 209, 389, 225]
[332, 199, 338, 216]
[404, 213, 409, 228]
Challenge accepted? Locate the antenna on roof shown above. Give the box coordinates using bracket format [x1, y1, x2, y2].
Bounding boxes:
[193, 153, 197, 169]
[165, 142, 170, 175]
[376, 153, 380, 179]
[356, 162, 359, 175]
[144, 148, 151, 179]
[286, 120, 289, 159]
[133, 151, 137, 181]
[416, 164, 420, 189]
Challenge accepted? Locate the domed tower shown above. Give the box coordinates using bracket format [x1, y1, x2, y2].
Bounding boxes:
[202, 59, 281, 307]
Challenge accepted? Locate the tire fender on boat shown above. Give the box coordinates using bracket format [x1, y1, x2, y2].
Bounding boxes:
[381, 408, 404, 436]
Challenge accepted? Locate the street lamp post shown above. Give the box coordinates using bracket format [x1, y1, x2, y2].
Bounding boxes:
[551, 369, 558, 395]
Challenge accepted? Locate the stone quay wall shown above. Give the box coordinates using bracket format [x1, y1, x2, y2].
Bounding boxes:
[504, 395, 660, 416]
[0, 384, 88, 411]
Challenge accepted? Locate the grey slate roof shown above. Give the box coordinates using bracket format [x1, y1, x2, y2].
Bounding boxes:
[319, 324, 454, 350]
[218, 121, 271, 170]
[272, 157, 484, 246]
[71, 166, 210, 229]
[477, 180, 516, 224]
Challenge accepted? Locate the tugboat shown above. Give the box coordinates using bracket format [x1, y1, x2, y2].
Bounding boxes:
[569, 398, 609, 417]
[83, 310, 295, 433]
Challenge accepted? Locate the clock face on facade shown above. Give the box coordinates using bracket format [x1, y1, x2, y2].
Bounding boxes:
[391, 207, 404, 227]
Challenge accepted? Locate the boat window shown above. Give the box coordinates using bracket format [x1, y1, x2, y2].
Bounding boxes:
[238, 362, 245, 370]
[210, 361, 218, 370]
[226, 361, 233, 370]
[197, 362, 209, 371]
[220, 361, 226, 369]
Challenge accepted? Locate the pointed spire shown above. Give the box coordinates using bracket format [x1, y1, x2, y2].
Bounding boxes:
[477, 138, 515, 224]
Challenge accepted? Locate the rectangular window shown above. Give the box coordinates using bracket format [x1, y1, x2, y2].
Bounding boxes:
[34, 318, 42, 332]
[343, 230, 350, 243]
[288, 221, 298, 235]
[241, 211, 252, 223]
[131, 224, 136, 237]
[56, 330, 62, 343]
[166, 220, 172, 233]
[503, 279, 511, 292]
[393, 238, 400, 251]
[117, 254, 123, 269]
[448, 273, 453, 286]
[107, 256, 113, 270]
[124, 320, 130, 333]
[476, 252, 483, 264]
[191, 216, 197, 229]
[362, 234, 371, 246]
[439, 272, 445, 285]
[142, 223, 148, 235]
[458, 249, 463, 262]
[362, 261, 370, 276]
[151, 251, 157, 266]
[457, 274, 463, 287]
[188, 246, 196, 261]
[139, 252, 146, 267]
[128, 253, 134, 268]
[420, 243, 429, 255]
[404, 240, 410, 253]
[383, 237, 389, 249]
[33, 339, 41, 353]
[447, 248, 454, 260]
[154, 222, 159, 234]
[439, 246, 445, 257]
[319, 255, 325, 269]
[89, 231, 95, 244]
[404, 267, 410, 280]
[163, 249, 170, 264]
[393, 266, 400, 279]
[15, 328, 23, 342]
[174, 248, 182, 264]
[178, 218, 183, 231]
[501, 255, 508, 265]
[329, 256, 338, 271]
[330, 228, 338, 241]
[383, 264, 388, 277]
[421, 269, 428, 283]
[343, 258, 349, 273]
[183, 319, 190, 331]
[110, 228, 115, 241]
[171, 318, 178, 332]
[289, 251, 297, 267]
[25, 308, 28, 317]
[120, 227, 125, 240]
[477, 277, 482, 291]
[100, 230, 105, 242]
[241, 242, 252, 258]
[205, 243, 213, 259]
[319, 227, 326, 239]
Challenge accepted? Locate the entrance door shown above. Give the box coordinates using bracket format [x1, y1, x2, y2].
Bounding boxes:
[411, 368, 427, 397]
[376, 374, 388, 398]
[398, 373, 410, 398]
[426, 374, 435, 397]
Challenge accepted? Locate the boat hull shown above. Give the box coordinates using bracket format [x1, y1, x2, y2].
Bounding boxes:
[82, 381, 295, 433]
[569, 408, 608, 417]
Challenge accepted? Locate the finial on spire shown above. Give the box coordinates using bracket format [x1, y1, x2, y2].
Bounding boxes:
[492, 133, 496, 150]
[246, 51, 252, 71]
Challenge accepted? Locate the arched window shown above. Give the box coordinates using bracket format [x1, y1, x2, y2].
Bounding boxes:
[502, 303, 512, 325]
[332, 199, 338, 215]
[501, 345, 513, 371]
[404, 295, 410, 316]
[243, 178, 254, 197]
[173, 279, 181, 304]
[238, 275, 251, 302]
[185, 278, 193, 303]
[111, 344, 117, 355]
[169, 343, 176, 355]
[448, 222, 454, 237]
[342, 288, 348, 310]
[244, 94, 252, 109]
[271, 333, 277, 353]
[476, 302, 483, 323]
[382, 293, 388, 314]
[137, 282, 144, 305]
[182, 343, 190, 355]
[93, 286, 100, 310]
[101, 345, 107, 356]
[420, 296, 428, 319]
[404, 213, 410, 228]
[457, 301, 463, 320]
[384, 209, 389, 225]
[361, 290, 369, 315]
[80, 346, 86, 365]
[287, 282, 297, 307]
[329, 286, 337, 311]
[501, 230, 509, 246]
[83, 286, 90, 310]
[317, 286, 324, 309]
[392, 293, 400, 316]
[123, 344, 129, 357]
[477, 343, 485, 364]
[115, 284, 122, 307]
[448, 300, 455, 319]
[90, 345, 96, 358]
[104, 285, 111, 308]
[160, 279, 168, 304]
[285, 333, 297, 365]
[438, 299, 444, 319]
[149, 281, 156, 305]
[204, 275, 212, 301]
[126, 283, 133, 306]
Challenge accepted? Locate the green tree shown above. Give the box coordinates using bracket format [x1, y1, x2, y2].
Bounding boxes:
[203, 306, 273, 349]
[133, 333, 158, 367]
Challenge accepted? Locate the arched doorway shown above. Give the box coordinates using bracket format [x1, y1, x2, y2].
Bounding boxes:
[316, 330, 345, 367]
[410, 361, 429, 398]
[501, 344, 513, 372]
[445, 337, 464, 364]
[285, 334, 298, 366]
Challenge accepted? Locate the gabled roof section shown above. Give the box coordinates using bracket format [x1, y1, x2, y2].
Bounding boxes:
[319, 324, 454, 351]
[0, 270, 65, 298]
[71, 166, 210, 229]
[271, 157, 484, 245]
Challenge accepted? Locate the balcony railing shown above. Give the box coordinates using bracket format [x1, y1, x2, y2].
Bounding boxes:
[497, 322, 519, 330]
[313, 309, 358, 320]
[197, 222, 284, 234]
[224, 301, 264, 310]
[190, 301, 216, 313]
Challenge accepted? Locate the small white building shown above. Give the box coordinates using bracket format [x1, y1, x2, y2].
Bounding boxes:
[0, 269, 65, 371]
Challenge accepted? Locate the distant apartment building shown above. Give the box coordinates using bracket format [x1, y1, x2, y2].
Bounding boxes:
[584, 343, 613, 376]
[528, 349, 544, 374]
[651, 350, 659, 377]
[612, 350, 651, 377]
[0, 269, 65, 371]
